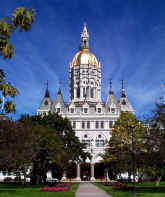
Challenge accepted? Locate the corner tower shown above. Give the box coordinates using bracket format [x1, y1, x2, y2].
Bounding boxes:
[70, 24, 101, 103]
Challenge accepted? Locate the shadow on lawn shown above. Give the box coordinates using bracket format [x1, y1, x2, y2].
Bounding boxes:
[137, 186, 165, 194]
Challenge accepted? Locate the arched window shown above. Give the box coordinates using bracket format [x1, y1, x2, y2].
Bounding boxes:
[83, 87, 86, 98]
[91, 87, 94, 98]
[44, 100, 48, 105]
[77, 87, 80, 98]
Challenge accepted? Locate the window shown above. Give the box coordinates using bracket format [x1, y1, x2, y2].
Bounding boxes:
[122, 100, 126, 105]
[82, 139, 90, 148]
[87, 121, 90, 129]
[73, 121, 76, 128]
[82, 121, 85, 129]
[84, 108, 88, 113]
[91, 88, 94, 98]
[57, 108, 60, 113]
[77, 87, 80, 98]
[98, 108, 101, 113]
[95, 121, 99, 129]
[109, 121, 113, 128]
[101, 121, 104, 129]
[95, 140, 104, 147]
[70, 108, 74, 113]
[111, 108, 115, 113]
[44, 100, 48, 105]
[84, 134, 88, 138]
[98, 134, 102, 138]
[83, 87, 86, 98]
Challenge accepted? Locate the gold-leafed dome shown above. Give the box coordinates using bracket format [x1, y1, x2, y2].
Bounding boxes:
[72, 49, 100, 68]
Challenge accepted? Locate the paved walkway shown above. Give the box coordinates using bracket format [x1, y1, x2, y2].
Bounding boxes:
[75, 183, 112, 197]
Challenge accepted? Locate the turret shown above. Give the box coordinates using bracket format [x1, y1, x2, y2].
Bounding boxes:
[37, 81, 52, 116]
[105, 80, 119, 114]
[52, 88, 65, 113]
[119, 80, 134, 113]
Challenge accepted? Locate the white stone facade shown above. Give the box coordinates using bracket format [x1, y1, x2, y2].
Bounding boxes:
[37, 25, 134, 181]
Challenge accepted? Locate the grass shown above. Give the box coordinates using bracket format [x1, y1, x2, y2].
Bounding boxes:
[0, 183, 79, 197]
[96, 182, 165, 197]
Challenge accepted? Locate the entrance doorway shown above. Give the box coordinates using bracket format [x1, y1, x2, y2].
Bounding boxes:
[94, 163, 105, 179]
[80, 163, 90, 181]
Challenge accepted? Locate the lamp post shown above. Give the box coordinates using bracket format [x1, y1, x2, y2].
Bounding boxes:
[130, 126, 136, 197]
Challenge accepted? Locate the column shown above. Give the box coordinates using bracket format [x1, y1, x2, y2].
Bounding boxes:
[75, 163, 81, 181]
[104, 168, 110, 181]
[61, 170, 67, 181]
[90, 163, 95, 181]
[74, 87, 76, 100]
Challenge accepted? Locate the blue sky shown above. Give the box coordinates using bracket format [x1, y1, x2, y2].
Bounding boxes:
[1, 0, 165, 120]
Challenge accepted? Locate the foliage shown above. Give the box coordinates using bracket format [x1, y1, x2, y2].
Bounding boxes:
[0, 118, 64, 184]
[102, 111, 146, 177]
[0, 7, 35, 113]
[144, 103, 165, 181]
[19, 113, 88, 183]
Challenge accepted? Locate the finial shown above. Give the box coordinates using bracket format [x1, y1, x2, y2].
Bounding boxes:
[121, 80, 126, 98]
[121, 80, 124, 90]
[58, 81, 61, 94]
[45, 80, 50, 98]
[83, 23, 87, 32]
[109, 79, 113, 94]
[46, 80, 48, 89]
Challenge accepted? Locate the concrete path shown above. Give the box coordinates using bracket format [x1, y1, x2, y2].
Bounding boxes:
[75, 183, 112, 197]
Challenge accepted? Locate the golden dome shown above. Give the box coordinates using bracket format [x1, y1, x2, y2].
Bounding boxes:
[72, 49, 99, 68]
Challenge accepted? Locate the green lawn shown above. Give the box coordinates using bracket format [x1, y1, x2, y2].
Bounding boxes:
[96, 182, 165, 197]
[0, 183, 78, 197]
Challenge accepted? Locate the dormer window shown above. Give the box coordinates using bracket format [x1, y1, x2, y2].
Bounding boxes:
[122, 100, 126, 105]
[111, 108, 115, 113]
[57, 108, 60, 113]
[98, 108, 101, 113]
[44, 100, 48, 105]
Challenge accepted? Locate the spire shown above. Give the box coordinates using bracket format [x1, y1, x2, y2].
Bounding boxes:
[109, 79, 114, 94]
[58, 81, 61, 94]
[80, 23, 90, 50]
[58, 88, 61, 95]
[45, 80, 50, 98]
[121, 80, 126, 98]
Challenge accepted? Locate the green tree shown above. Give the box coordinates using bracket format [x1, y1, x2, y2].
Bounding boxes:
[0, 119, 64, 185]
[102, 111, 146, 179]
[0, 7, 35, 113]
[145, 103, 165, 185]
[19, 113, 89, 183]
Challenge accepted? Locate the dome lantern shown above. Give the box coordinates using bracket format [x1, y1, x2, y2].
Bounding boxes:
[71, 24, 100, 68]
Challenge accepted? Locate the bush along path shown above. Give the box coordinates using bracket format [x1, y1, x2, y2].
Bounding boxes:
[75, 183, 111, 197]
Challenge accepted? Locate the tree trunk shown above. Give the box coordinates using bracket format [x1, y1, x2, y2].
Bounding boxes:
[156, 176, 161, 187]
[22, 171, 27, 186]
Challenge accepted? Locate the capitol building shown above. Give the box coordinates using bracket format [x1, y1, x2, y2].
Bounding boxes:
[37, 24, 134, 181]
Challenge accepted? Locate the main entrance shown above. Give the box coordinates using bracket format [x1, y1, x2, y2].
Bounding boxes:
[80, 163, 90, 181]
